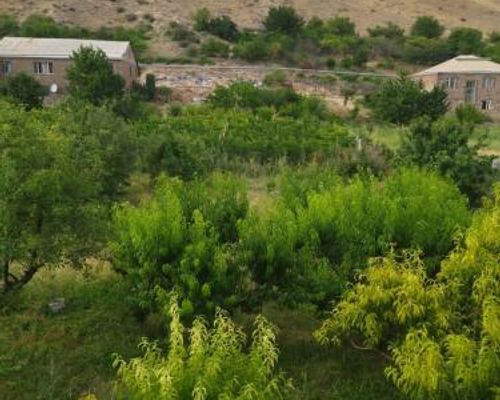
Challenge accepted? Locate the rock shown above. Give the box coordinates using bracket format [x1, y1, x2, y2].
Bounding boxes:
[48, 298, 66, 314]
[492, 158, 500, 170]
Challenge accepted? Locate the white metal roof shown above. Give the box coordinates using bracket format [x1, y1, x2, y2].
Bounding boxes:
[414, 55, 500, 76]
[0, 37, 131, 60]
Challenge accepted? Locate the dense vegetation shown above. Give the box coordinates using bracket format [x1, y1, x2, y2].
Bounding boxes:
[0, 37, 498, 400]
[3, 8, 500, 69]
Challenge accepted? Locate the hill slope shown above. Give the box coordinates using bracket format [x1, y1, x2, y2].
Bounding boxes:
[2, 0, 500, 35]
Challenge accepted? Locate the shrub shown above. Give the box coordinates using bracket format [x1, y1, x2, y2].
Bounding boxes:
[233, 35, 270, 62]
[315, 184, 500, 399]
[200, 38, 230, 58]
[207, 81, 301, 111]
[368, 22, 405, 39]
[401, 116, 495, 206]
[263, 70, 288, 87]
[0, 13, 18, 37]
[113, 298, 293, 399]
[402, 37, 453, 65]
[365, 73, 449, 124]
[447, 27, 484, 54]
[410, 16, 444, 39]
[143, 73, 156, 101]
[166, 21, 199, 44]
[327, 16, 356, 37]
[207, 15, 239, 41]
[20, 15, 68, 37]
[193, 7, 211, 32]
[0, 72, 45, 110]
[111, 174, 250, 315]
[263, 6, 304, 36]
[326, 57, 337, 69]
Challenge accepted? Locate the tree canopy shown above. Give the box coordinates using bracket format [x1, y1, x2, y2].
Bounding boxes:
[66, 46, 125, 105]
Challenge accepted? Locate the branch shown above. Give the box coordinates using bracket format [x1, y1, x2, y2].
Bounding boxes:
[350, 339, 393, 362]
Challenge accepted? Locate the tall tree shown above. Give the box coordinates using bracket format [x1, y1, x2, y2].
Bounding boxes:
[400, 116, 494, 206]
[0, 102, 107, 293]
[365, 73, 449, 125]
[66, 46, 124, 105]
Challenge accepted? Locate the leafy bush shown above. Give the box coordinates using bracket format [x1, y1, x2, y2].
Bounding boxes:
[200, 38, 230, 58]
[0, 72, 45, 110]
[193, 7, 212, 32]
[166, 21, 199, 44]
[207, 15, 239, 42]
[0, 13, 18, 37]
[327, 16, 356, 37]
[402, 37, 453, 65]
[263, 6, 304, 36]
[368, 22, 405, 40]
[238, 168, 469, 306]
[315, 184, 500, 399]
[400, 116, 495, 206]
[113, 298, 293, 399]
[233, 35, 270, 62]
[365, 73, 449, 124]
[111, 174, 250, 315]
[410, 16, 444, 39]
[207, 81, 301, 111]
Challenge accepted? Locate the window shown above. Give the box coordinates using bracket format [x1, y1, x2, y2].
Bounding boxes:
[0, 60, 12, 74]
[33, 61, 54, 75]
[465, 80, 477, 104]
[482, 99, 494, 110]
[483, 76, 496, 90]
[443, 75, 459, 89]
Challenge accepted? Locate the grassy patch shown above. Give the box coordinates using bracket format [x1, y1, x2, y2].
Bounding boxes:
[1, 266, 401, 399]
[0, 265, 148, 400]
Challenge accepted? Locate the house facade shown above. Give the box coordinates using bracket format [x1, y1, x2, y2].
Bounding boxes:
[414, 55, 500, 114]
[0, 37, 139, 92]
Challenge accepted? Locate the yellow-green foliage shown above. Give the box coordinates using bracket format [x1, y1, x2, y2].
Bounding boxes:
[111, 173, 250, 316]
[316, 184, 500, 399]
[113, 298, 293, 399]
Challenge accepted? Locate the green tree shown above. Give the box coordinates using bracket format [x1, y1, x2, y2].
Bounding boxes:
[0, 14, 18, 37]
[113, 297, 293, 399]
[368, 22, 405, 39]
[448, 28, 484, 54]
[193, 7, 211, 32]
[400, 116, 494, 206]
[207, 15, 239, 42]
[365, 73, 449, 124]
[0, 72, 45, 110]
[263, 6, 304, 36]
[111, 174, 250, 316]
[327, 16, 356, 36]
[0, 102, 106, 293]
[410, 16, 445, 39]
[315, 184, 500, 399]
[66, 46, 125, 105]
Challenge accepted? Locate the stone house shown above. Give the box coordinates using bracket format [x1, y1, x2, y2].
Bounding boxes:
[0, 37, 139, 93]
[414, 55, 500, 114]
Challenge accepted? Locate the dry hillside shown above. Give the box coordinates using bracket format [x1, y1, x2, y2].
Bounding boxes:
[1, 0, 500, 35]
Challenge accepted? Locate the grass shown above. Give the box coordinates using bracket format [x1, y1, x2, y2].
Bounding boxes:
[0, 265, 401, 400]
[0, 264, 151, 400]
[357, 121, 500, 156]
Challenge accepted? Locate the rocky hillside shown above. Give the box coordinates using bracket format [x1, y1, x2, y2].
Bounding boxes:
[2, 0, 500, 35]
